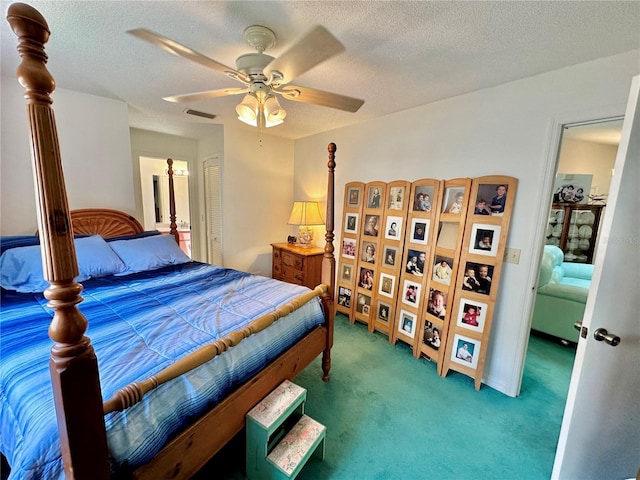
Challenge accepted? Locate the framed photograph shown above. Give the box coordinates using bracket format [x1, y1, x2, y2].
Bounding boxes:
[356, 293, 371, 314]
[383, 245, 398, 267]
[553, 174, 592, 204]
[344, 213, 359, 234]
[426, 288, 448, 320]
[398, 309, 417, 339]
[456, 298, 488, 333]
[347, 186, 361, 206]
[412, 186, 434, 212]
[385, 215, 403, 240]
[461, 262, 494, 296]
[402, 279, 421, 306]
[337, 286, 352, 308]
[340, 263, 353, 283]
[475, 183, 508, 216]
[362, 304, 370, 315]
[451, 334, 480, 369]
[405, 248, 426, 276]
[341, 238, 356, 259]
[361, 241, 377, 264]
[377, 300, 391, 323]
[358, 267, 374, 290]
[364, 214, 380, 237]
[410, 218, 429, 245]
[367, 186, 382, 209]
[422, 320, 442, 350]
[388, 186, 406, 210]
[469, 223, 501, 257]
[432, 255, 454, 285]
[442, 186, 465, 214]
[378, 273, 395, 298]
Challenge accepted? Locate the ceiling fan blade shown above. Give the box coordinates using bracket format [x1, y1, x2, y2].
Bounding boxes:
[265, 26, 345, 84]
[127, 28, 249, 83]
[163, 87, 248, 103]
[276, 85, 364, 113]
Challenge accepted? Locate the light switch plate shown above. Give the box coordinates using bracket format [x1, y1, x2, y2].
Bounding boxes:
[504, 248, 521, 264]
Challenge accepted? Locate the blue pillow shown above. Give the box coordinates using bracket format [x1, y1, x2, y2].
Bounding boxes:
[0, 235, 126, 293]
[0, 235, 41, 255]
[109, 234, 191, 275]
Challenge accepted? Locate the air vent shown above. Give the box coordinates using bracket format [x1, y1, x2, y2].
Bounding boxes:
[184, 109, 216, 120]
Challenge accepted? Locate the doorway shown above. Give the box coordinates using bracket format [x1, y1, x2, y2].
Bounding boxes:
[529, 117, 622, 346]
[139, 156, 192, 257]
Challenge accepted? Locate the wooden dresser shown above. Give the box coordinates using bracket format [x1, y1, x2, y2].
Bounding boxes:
[271, 242, 324, 289]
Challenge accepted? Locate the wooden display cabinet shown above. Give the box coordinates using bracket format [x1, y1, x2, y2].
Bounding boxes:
[545, 203, 604, 264]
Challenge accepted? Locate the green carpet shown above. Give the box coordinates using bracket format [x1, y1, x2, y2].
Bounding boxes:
[197, 314, 575, 479]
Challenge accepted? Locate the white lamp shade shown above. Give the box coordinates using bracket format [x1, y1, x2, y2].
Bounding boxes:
[287, 201, 324, 226]
[264, 95, 286, 126]
[236, 94, 259, 125]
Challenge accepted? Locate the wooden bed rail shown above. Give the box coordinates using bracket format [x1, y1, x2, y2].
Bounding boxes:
[7, 3, 110, 478]
[103, 284, 328, 414]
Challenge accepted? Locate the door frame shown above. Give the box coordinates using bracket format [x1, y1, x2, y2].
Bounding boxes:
[513, 104, 629, 396]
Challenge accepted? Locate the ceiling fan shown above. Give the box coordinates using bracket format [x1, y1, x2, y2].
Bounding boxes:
[127, 25, 365, 128]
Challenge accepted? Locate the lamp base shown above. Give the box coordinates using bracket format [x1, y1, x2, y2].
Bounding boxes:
[297, 225, 314, 248]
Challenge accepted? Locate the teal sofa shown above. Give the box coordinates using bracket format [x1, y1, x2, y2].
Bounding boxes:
[531, 246, 593, 343]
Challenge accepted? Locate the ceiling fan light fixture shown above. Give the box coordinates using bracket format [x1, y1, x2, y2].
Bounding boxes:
[264, 95, 286, 125]
[236, 93, 259, 125]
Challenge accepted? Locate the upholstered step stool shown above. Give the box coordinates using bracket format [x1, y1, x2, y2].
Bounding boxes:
[246, 380, 326, 479]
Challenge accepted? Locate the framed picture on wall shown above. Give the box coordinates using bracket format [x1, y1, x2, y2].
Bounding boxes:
[398, 309, 417, 339]
[337, 287, 352, 307]
[361, 241, 377, 264]
[422, 320, 442, 350]
[410, 218, 429, 245]
[364, 214, 380, 237]
[405, 248, 426, 276]
[475, 184, 508, 216]
[356, 293, 371, 314]
[461, 262, 494, 296]
[367, 186, 382, 209]
[340, 263, 353, 283]
[552, 174, 592, 204]
[451, 334, 480, 369]
[426, 288, 448, 320]
[378, 273, 395, 298]
[345, 213, 359, 234]
[468, 223, 501, 257]
[377, 300, 392, 323]
[402, 279, 421, 306]
[385, 215, 403, 239]
[341, 238, 356, 259]
[383, 245, 398, 267]
[456, 298, 488, 333]
[432, 255, 454, 285]
[388, 186, 406, 210]
[412, 186, 434, 212]
[442, 186, 465, 214]
[348, 186, 361, 206]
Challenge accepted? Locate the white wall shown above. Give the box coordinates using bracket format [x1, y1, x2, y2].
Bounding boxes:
[293, 49, 640, 396]
[222, 125, 294, 274]
[1, 78, 134, 234]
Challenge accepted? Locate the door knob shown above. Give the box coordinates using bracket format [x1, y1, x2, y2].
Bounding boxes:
[593, 328, 621, 347]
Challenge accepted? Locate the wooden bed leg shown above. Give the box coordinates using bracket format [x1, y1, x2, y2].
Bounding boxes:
[7, 4, 110, 478]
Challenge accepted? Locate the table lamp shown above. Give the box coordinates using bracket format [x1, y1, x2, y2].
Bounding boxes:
[287, 201, 324, 247]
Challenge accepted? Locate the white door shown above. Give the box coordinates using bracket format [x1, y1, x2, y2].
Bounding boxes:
[552, 76, 640, 479]
[203, 155, 223, 266]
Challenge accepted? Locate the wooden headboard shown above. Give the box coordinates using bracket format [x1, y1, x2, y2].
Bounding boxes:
[70, 209, 144, 237]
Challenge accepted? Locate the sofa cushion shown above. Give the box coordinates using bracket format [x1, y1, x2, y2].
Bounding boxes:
[537, 283, 589, 303]
[562, 262, 593, 281]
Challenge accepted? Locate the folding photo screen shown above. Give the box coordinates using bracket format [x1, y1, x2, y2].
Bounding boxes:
[336, 176, 517, 390]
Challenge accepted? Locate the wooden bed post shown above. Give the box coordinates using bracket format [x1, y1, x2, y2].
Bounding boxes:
[321, 143, 337, 381]
[167, 158, 180, 244]
[6, 3, 110, 479]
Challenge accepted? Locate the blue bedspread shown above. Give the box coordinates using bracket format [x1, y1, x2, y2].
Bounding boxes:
[0, 262, 325, 479]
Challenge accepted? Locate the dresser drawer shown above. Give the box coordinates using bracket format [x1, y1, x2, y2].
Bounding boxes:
[281, 266, 305, 285]
[281, 251, 304, 271]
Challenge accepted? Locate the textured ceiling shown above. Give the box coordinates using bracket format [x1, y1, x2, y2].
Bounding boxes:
[2, 1, 639, 140]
